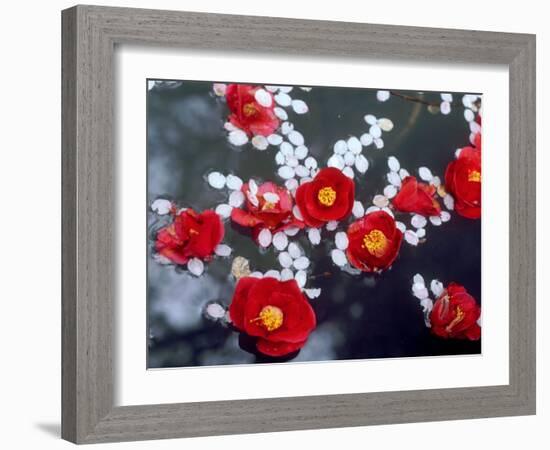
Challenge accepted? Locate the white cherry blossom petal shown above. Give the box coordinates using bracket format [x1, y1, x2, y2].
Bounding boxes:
[275, 151, 285, 165]
[292, 205, 304, 221]
[331, 249, 348, 267]
[411, 214, 427, 229]
[305, 288, 322, 299]
[249, 271, 263, 278]
[258, 228, 272, 247]
[278, 252, 293, 268]
[326, 220, 338, 231]
[288, 130, 305, 146]
[294, 145, 308, 159]
[418, 167, 433, 181]
[295, 270, 307, 288]
[214, 244, 232, 257]
[280, 268, 294, 281]
[205, 302, 226, 319]
[440, 101, 451, 115]
[288, 242, 302, 259]
[212, 83, 227, 96]
[369, 124, 382, 139]
[278, 166, 295, 179]
[364, 114, 377, 125]
[441, 93, 453, 102]
[373, 195, 389, 208]
[304, 156, 318, 169]
[274, 107, 288, 120]
[430, 176, 441, 187]
[228, 129, 248, 146]
[387, 171, 402, 187]
[382, 207, 394, 218]
[335, 232, 349, 250]
[333, 140, 347, 154]
[308, 228, 321, 245]
[264, 270, 281, 280]
[151, 199, 172, 215]
[293, 256, 310, 270]
[443, 194, 455, 210]
[267, 134, 283, 146]
[342, 167, 354, 178]
[365, 206, 381, 215]
[281, 122, 294, 135]
[286, 156, 299, 168]
[224, 122, 237, 131]
[464, 109, 475, 122]
[279, 142, 294, 158]
[413, 274, 425, 285]
[440, 211, 451, 222]
[274, 92, 292, 107]
[399, 168, 410, 179]
[383, 185, 397, 199]
[355, 154, 369, 173]
[187, 258, 204, 277]
[360, 133, 374, 146]
[416, 228, 426, 238]
[396, 221, 406, 233]
[228, 190, 245, 207]
[430, 279, 444, 297]
[413, 285, 430, 300]
[388, 156, 400, 172]
[376, 90, 390, 102]
[295, 165, 310, 178]
[254, 88, 272, 107]
[327, 154, 345, 170]
[263, 192, 280, 203]
[404, 230, 419, 246]
[347, 136, 362, 154]
[344, 151, 356, 166]
[284, 226, 300, 236]
[285, 178, 299, 191]
[215, 204, 232, 218]
[291, 99, 309, 114]
[226, 174, 243, 191]
[378, 118, 394, 132]
[352, 201, 365, 218]
[272, 232, 289, 251]
[208, 171, 226, 189]
[429, 216, 442, 226]
[374, 138, 384, 149]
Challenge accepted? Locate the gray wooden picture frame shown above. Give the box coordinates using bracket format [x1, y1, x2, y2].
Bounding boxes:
[61, 4, 536, 444]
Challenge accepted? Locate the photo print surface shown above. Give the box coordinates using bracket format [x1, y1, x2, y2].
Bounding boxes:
[147, 80, 482, 368]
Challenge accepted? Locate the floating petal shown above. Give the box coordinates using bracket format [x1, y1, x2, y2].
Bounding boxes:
[187, 258, 204, 277]
[214, 244, 232, 257]
[258, 228, 272, 247]
[331, 249, 348, 267]
[335, 232, 349, 250]
[151, 199, 172, 215]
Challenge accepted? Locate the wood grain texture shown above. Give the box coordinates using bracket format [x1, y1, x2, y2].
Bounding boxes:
[61, 4, 536, 444]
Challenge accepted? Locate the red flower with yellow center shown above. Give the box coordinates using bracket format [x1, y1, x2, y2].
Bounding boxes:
[444, 134, 482, 219]
[392, 176, 442, 217]
[345, 210, 403, 272]
[231, 181, 304, 239]
[229, 277, 317, 357]
[295, 167, 355, 227]
[430, 283, 481, 340]
[225, 84, 280, 137]
[154, 209, 224, 265]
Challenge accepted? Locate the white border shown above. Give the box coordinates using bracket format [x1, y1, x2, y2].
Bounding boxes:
[115, 46, 509, 406]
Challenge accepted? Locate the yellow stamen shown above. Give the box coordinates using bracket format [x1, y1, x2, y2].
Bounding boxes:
[445, 306, 465, 333]
[317, 186, 337, 206]
[262, 201, 275, 211]
[243, 103, 258, 117]
[362, 229, 388, 257]
[250, 305, 284, 332]
[468, 170, 481, 183]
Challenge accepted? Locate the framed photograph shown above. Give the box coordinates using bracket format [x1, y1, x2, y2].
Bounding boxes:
[62, 5, 536, 444]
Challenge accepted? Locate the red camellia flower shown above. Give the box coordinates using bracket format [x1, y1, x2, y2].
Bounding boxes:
[295, 167, 355, 227]
[231, 181, 304, 241]
[445, 135, 482, 219]
[392, 176, 441, 217]
[346, 210, 403, 272]
[229, 277, 317, 357]
[430, 283, 481, 340]
[155, 209, 224, 265]
[225, 84, 280, 137]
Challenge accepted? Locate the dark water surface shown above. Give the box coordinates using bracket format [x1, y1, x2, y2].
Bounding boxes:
[147, 80, 481, 368]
